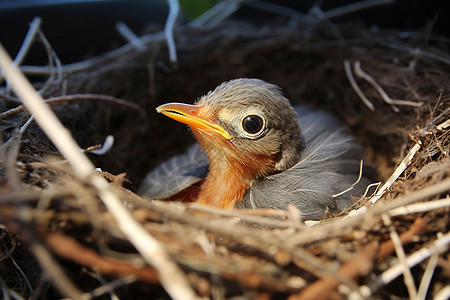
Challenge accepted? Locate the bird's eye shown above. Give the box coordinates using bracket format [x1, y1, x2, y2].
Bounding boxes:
[242, 115, 264, 134]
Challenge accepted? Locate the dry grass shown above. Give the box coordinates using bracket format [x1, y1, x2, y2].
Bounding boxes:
[1, 1, 449, 299]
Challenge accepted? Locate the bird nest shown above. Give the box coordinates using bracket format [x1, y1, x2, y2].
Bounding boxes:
[1, 2, 450, 299]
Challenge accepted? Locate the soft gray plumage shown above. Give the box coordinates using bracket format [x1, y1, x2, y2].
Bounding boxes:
[139, 79, 373, 220]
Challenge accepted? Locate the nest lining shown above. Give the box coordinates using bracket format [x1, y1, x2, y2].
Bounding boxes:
[1, 4, 450, 300]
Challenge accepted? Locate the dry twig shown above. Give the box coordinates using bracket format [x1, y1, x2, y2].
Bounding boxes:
[0, 44, 197, 300]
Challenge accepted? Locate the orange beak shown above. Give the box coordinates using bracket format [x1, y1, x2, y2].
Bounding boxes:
[156, 103, 232, 140]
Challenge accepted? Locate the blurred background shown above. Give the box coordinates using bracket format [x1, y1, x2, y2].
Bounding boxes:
[0, 0, 449, 65]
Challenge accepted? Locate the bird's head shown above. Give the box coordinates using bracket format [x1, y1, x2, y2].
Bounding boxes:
[156, 78, 304, 207]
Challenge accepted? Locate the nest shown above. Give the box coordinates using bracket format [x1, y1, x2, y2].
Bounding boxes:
[1, 1, 449, 299]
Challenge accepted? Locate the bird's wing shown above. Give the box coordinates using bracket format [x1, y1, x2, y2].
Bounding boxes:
[138, 143, 209, 199]
[238, 105, 373, 220]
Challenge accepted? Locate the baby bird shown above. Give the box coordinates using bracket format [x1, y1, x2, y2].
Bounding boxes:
[140, 78, 373, 220]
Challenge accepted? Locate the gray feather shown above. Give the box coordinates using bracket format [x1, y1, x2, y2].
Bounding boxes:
[138, 144, 208, 198]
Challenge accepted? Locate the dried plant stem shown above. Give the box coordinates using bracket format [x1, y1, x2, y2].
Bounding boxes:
[44, 231, 159, 283]
[289, 241, 379, 300]
[116, 22, 145, 51]
[354, 61, 423, 111]
[388, 198, 450, 216]
[417, 253, 439, 300]
[368, 232, 450, 294]
[31, 243, 83, 299]
[344, 59, 375, 111]
[369, 143, 421, 205]
[373, 176, 450, 214]
[0, 44, 197, 300]
[381, 214, 417, 298]
[435, 286, 450, 300]
[165, 0, 180, 64]
[320, 0, 393, 20]
[0, 94, 143, 120]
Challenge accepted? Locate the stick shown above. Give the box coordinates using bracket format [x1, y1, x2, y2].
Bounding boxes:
[381, 214, 417, 298]
[0, 43, 197, 300]
[0, 94, 143, 120]
[31, 243, 83, 299]
[344, 60, 375, 111]
[368, 142, 421, 205]
[354, 61, 423, 111]
[388, 198, 450, 216]
[368, 231, 450, 293]
[44, 231, 159, 283]
[320, 0, 394, 20]
[289, 241, 379, 300]
[116, 22, 145, 51]
[165, 0, 180, 65]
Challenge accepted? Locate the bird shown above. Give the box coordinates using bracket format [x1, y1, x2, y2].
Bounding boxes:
[139, 78, 374, 220]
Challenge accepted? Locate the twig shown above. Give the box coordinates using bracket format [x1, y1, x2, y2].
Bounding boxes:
[332, 159, 363, 197]
[0, 94, 143, 120]
[436, 119, 450, 130]
[0, 44, 197, 300]
[8, 256, 33, 296]
[86, 135, 114, 155]
[0, 17, 42, 84]
[19, 31, 166, 75]
[417, 253, 439, 300]
[84, 276, 136, 300]
[354, 61, 423, 111]
[344, 60, 375, 111]
[368, 142, 421, 205]
[373, 176, 450, 214]
[189, 0, 243, 29]
[132, 200, 357, 288]
[381, 213, 417, 298]
[435, 286, 450, 300]
[319, 0, 394, 20]
[289, 241, 379, 300]
[376, 218, 427, 261]
[116, 22, 145, 51]
[367, 231, 450, 294]
[165, 0, 180, 65]
[36, 29, 63, 94]
[189, 204, 304, 229]
[30, 243, 83, 299]
[388, 198, 450, 216]
[44, 231, 158, 284]
[384, 42, 450, 66]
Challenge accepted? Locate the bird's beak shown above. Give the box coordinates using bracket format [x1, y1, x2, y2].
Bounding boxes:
[156, 103, 232, 140]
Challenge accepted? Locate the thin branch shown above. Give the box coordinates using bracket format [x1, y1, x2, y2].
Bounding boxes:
[189, 0, 243, 29]
[354, 61, 423, 111]
[368, 232, 450, 294]
[381, 213, 417, 298]
[344, 60, 375, 111]
[332, 159, 364, 197]
[165, 0, 180, 65]
[0, 44, 197, 300]
[30, 243, 83, 299]
[116, 22, 145, 51]
[388, 198, 450, 216]
[435, 286, 450, 300]
[0, 94, 143, 120]
[36, 29, 63, 94]
[417, 253, 439, 300]
[368, 142, 421, 205]
[289, 241, 379, 300]
[319, 0, 394, 20]
[44, 231, 159, 284]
